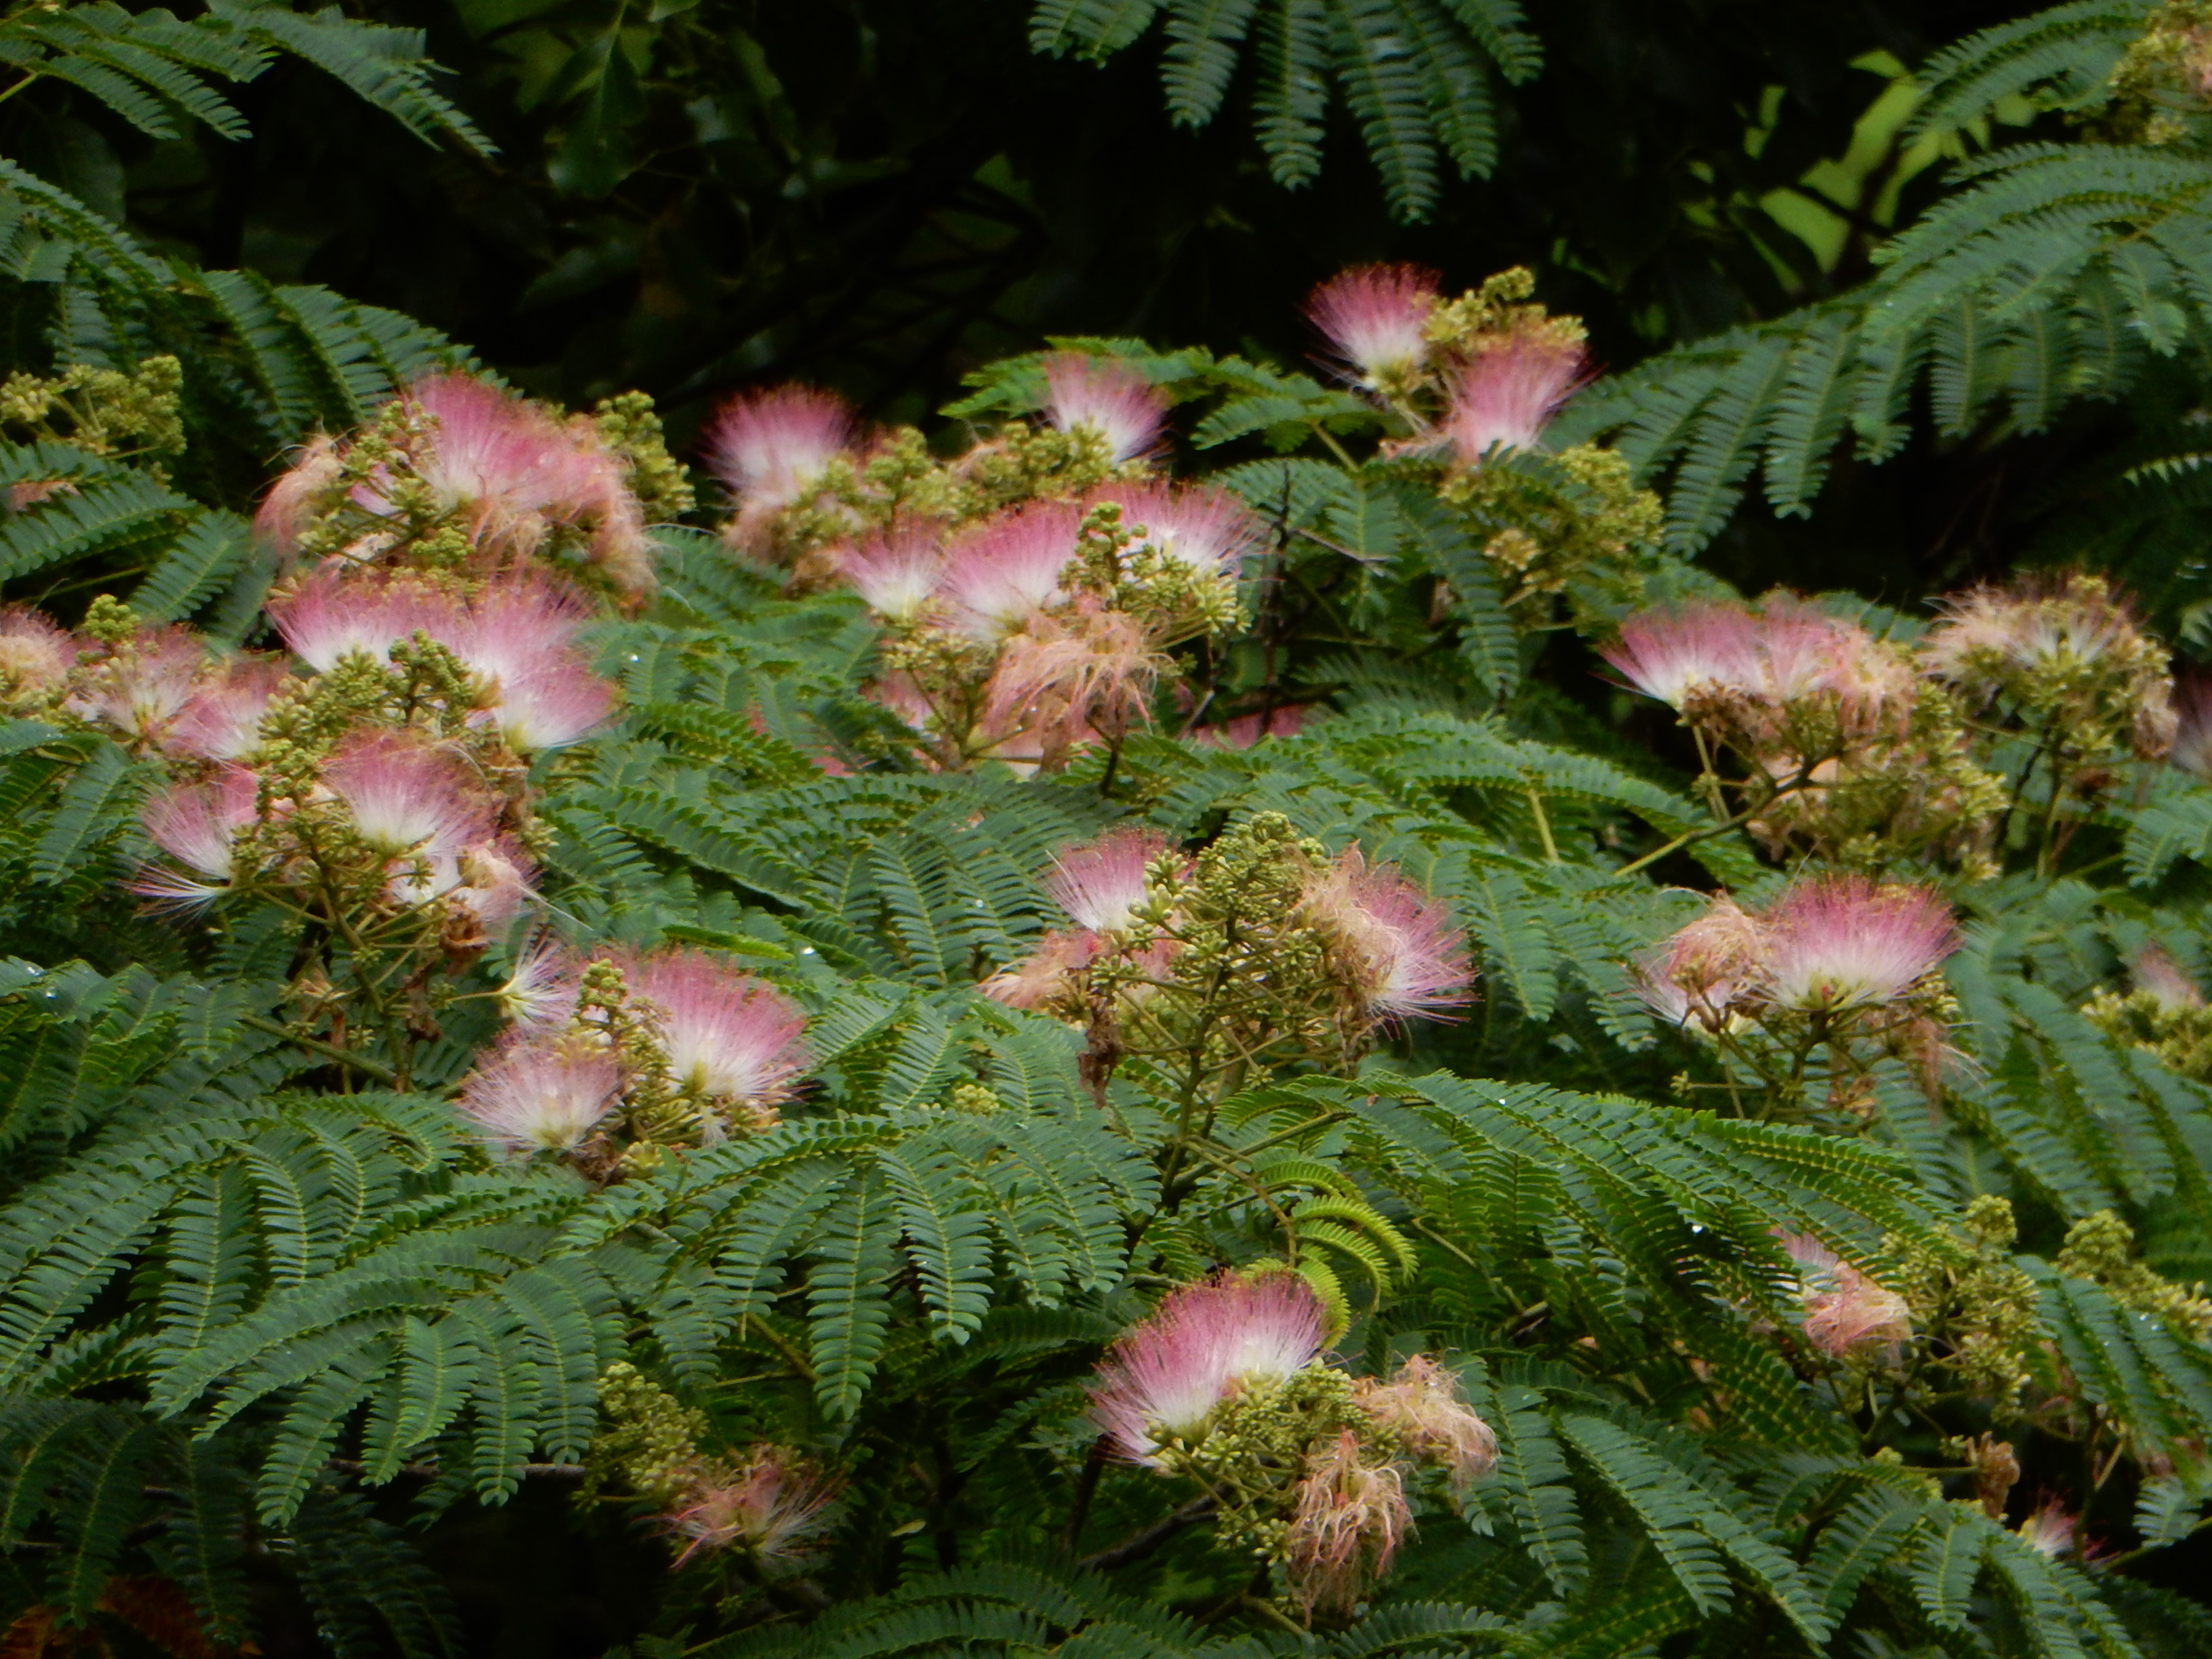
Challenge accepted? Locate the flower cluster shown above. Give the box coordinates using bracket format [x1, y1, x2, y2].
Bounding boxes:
[117, 562, 624, 951]
[705, 356, 1170, 574]
[85, 377, 658, 1087]
[1309, 264, 1586, 461]
[253, 373, 680, 609]
[2081, 946, 2212, 1080]
[1087, 1272, 1494, 1620]
[1637, 874, 1959, 1116]
[588, 1363, 838, 1579]
[1611, 575, 2194, 876]
[1605, 594, 2003, 868]
[1309, 264, 1660, 618]
[705, 366, 1250, 771]
[984, 815, 1471, 1082]
[1922, 572, 2175, 765]
[458, 945, 808, 1172]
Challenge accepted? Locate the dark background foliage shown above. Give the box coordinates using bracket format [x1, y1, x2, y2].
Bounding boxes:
[60, 2, 2007, 409]
[14, 0, 2158, 613]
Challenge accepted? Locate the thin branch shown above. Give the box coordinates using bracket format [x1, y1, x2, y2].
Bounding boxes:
[1062, 1436, 1109, 1552]
[1078, 1496, 1216, 1570]
[241, 1015, 401, 1086]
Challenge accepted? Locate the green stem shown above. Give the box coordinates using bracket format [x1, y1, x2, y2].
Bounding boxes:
[1312, 424, 1358, 468]
[241, 1015, 401, 1087]
[1612, 787, 1797, 878]
[1231, 1111, 1344, 1160]
[1525, 784, 1560, 863]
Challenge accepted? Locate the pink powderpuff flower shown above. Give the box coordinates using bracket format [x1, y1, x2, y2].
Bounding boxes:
[1284, 1431, 1412, 1618]
[447, 576, 615, 751]
[451, 837, 537, 928]
[1307, 264, 1439, 386]
[1753, 601, 1853, 705]
[1300, 848, 1473, 1021]
[979, 609, 1160, 766]
[1041, 353, 1168, 465]
[626, 949, 808, 1114]
[1088, 1271, 1329, 1465]
[252, 434, 344, 556]
[1088, 482, 1264, 578]
[702, 386, 858, 511]
[2171, 669, 2212, 778]
[1046, 827, 1172, 932]
[979, 927, 1101, 1010]
[1602, 604, 1763, 709]
[0, 605, 74, 697]
[2133, 945, 2203, 1010]
[1776, 1232, 1914, 1359]
[267, 567, 466, 673]
[322, 729, 495, 861]
[668, 1448, 839, 1569]
[937, 502, 1083, 639]
[70, 626, 205, 745]
[478, 659, 616, 753]
[1803, 617, 1919, 741]
[1761, 876, 1957, 1012]
[1439, 333, 1589, 465]
[402, 375, 619, 541]
[1353, 1354, 1497, 1491]
[1192, 704, 1309, 749]
[130, 768, 261, 909]
[168, 655, 289, 762]
[1634, 895, 1767, 1031]
[453, 574, 590, 688]
[457, 1036, 622, 1155]
[2016, 1498, 2078, 1560]
[494, 935, 582, 1031]
[839, 524, 946, 623]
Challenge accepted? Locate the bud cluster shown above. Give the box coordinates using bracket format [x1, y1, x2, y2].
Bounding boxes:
[704, 365, 1249, 772]
[983, 815, 1472, 1084]
[2053, 1209, 2212, 1341]
[2081, 946, 2212, 1080]
[1086, 1272, 1496, 1620]
[2107, 1, 2212, 144]
[1890, 1196, 2044, 1408]
[0, 354, 183, 496]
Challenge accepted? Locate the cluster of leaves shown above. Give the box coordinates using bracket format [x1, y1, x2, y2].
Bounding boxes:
[0, 3, 2211, 1658]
